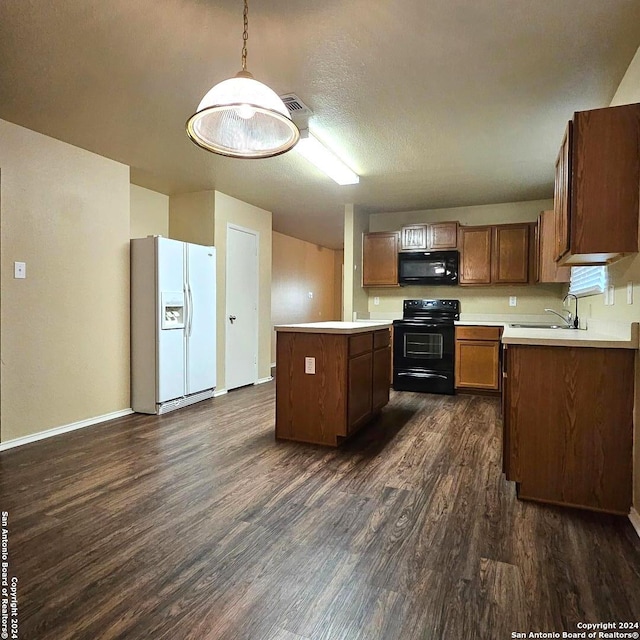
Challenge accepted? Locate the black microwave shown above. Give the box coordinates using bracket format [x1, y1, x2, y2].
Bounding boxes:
[398, 250, 459, 285]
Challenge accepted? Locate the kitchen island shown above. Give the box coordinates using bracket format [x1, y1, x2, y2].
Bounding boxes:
[274, 321, 392, 446]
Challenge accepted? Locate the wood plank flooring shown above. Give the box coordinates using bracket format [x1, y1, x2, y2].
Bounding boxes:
[1, 383, 639, 639]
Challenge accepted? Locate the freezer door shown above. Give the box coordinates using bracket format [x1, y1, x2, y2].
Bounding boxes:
[157, 238, 186, 402]
[186, 243, 216, 394]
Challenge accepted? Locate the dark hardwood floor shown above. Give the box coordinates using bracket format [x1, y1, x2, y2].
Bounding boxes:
[1, 383, 639, 639]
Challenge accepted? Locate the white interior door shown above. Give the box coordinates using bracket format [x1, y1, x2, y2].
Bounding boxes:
[225, 225, 259, 390]
[186, 243, 216, 395]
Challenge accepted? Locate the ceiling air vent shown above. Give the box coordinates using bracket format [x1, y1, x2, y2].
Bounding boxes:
[280, 93, 314, 118]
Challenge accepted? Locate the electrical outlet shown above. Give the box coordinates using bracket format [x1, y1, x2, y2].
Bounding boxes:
[627, 281, 633, 305]
[509, 296, 517, 307]
[373, 297, 380, 306]
[14, 261, 26, 279]
[308, 291, 313, 299]
[304, 357, 316, 374]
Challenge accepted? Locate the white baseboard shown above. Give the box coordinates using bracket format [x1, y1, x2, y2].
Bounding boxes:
[213, 388, 228, 397]
[255, 376, 273, 385]
[0, 409, 134, 452]
[630, 508, 640, 539]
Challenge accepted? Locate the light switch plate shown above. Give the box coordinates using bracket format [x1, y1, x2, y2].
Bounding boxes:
[607, 285, 615, 306]
[14, 261, 26, 279]
[304, 357, 316, 374]
[373, 297, 380, 306]
[627, 281, 633, 305]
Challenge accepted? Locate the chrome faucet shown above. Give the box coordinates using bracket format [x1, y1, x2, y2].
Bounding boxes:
[544, 294, 579, 329]
[563, 293, 579, 329]
[544, 308, 574, 327]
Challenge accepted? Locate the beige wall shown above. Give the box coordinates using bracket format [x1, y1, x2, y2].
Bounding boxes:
[169, 191, 215, 245]
[0, 119, 130, 443]
[369, 199, 564, 316]
[369, 199, 554, 231]
[369, 283, 564, 316]
[271, 232, 339, 363]
[334, 249, 344, 322]
[130, 184, 169, 239]
[583, 45, 640, 511]
[213, 191, 272, 389]
[343, 204, 370, 321]
[167, 189, 272, 392]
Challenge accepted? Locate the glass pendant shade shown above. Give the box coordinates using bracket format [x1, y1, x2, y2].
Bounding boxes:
[186, 72, 300, 158]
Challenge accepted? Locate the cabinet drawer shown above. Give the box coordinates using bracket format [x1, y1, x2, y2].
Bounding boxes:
[455, 326, 502, 341]
[349, 332, 373, 357]
[373, 329, 390, 349]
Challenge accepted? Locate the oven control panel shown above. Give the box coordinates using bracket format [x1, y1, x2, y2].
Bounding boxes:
[403, 299, 460, 314]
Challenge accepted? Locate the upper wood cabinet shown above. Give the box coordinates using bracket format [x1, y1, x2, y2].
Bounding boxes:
[400, 221, 458, 251]
[539, 210, 570, 283]
[458, 226, 492, 284]
[554, 123, 572, 262]
[459, 223, 532, 285]
[491, 224, 530, 284]
[400, 225, 428, 251]
[362, 231, 399, 287]
[554, 103, 640, 266]
[429, 222, 458, 249]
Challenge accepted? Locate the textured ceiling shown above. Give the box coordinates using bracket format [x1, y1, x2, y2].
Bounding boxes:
[1, 0, 640, 249]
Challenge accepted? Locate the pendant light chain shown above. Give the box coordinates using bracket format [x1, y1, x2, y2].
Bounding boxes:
[241, 0, 249, 71]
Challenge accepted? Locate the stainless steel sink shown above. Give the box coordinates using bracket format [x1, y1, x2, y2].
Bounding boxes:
[508, 323, 570, 329]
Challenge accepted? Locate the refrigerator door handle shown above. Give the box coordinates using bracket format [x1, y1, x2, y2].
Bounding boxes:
[187, 283, 194, 337]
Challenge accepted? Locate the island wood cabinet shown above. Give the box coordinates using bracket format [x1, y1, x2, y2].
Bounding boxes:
[554, 103, 640, 266]
[538, 210, 570, 283]
[455, 326, 502, 392]
[502, 344, 634, 514]
[362, 231, 399, 286]
[459, 223, 532, 285]
[276, 327, 391, 446]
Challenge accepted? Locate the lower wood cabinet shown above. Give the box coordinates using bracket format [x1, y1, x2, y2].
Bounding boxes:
[455, 326, 502, 391]
[502, 344, 634, 514]
[348, 351, 373, 431]
[276, 328, 391, 446]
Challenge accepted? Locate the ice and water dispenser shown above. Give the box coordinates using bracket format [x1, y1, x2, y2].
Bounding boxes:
[160, 292, 185, 330]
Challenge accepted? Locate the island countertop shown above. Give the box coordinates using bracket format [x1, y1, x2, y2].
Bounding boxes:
[274, 321, 392, 335]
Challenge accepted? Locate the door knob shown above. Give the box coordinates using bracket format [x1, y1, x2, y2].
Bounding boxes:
[229, 315, 237, 323]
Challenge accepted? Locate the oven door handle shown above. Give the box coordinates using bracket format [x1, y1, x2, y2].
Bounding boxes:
[400, 323, 449, 329]
[397, 372, 449, 380]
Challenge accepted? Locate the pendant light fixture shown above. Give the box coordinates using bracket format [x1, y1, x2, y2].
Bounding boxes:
[186, 0, 299, 158]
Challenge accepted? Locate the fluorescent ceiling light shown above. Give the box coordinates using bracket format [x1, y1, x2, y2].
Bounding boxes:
[294, 129, 359, 185]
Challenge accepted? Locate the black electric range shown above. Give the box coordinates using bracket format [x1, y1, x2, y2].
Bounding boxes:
[392, 299, 460, 394]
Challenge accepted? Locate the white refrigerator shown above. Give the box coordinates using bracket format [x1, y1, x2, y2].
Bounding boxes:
[131, 236, 216, 414]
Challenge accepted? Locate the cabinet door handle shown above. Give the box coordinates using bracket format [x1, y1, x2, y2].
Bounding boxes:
[229, 315, 237, 324]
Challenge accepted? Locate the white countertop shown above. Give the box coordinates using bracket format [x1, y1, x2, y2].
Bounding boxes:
[502, 321, 639, 349]
[274, 321, 392, 334]
[454, 320, 507, 327]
